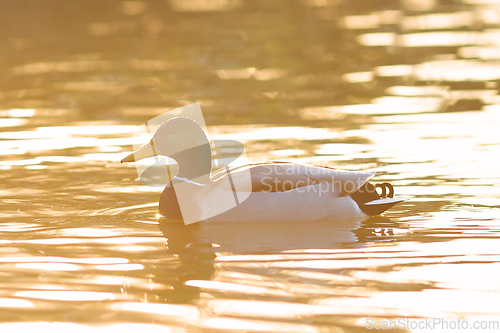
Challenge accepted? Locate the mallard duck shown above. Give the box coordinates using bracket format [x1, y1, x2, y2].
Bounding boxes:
[121, 117, 404, 223]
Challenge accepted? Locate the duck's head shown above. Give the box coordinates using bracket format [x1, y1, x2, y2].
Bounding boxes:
[121, 117, 212, 181]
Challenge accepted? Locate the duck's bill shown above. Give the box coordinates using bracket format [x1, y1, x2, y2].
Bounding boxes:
[120, 139, 157, 163]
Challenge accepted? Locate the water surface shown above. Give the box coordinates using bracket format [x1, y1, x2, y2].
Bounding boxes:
[1, 0, 500, 331]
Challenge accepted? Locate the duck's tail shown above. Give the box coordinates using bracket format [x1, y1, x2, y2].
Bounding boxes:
[351, 182, 404, 216]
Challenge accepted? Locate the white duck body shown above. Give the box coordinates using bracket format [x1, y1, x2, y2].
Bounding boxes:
[121, 117, 404, 223]
[194, 183, 367, 222]
[189, 163, 371, 222]
[163, 162, 402, 223]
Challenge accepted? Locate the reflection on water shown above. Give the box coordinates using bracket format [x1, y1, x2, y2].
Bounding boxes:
[1, 0, 500, 331]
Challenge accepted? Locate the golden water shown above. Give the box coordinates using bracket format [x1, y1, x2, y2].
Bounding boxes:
[1, 0, 500, 331]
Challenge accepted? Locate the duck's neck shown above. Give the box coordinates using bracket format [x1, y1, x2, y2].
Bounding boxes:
[172, 141, 212, 185]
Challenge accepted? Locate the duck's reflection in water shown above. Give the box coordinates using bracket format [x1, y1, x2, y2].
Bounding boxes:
[161, 218, 367, 253]
[153, 217, 400, 304]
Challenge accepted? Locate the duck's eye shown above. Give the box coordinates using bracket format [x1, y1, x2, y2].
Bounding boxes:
[145, 144, 150, 149]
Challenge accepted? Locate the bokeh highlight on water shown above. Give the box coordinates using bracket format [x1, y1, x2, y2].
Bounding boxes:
[1, 0, 500, 331]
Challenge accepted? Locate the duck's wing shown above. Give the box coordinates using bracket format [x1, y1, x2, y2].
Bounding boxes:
[211, 162, 374, 197]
